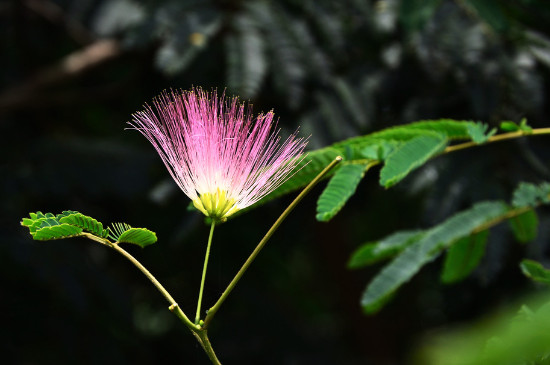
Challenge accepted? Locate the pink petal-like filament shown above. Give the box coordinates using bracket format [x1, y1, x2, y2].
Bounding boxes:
[129, 88, 308, 220]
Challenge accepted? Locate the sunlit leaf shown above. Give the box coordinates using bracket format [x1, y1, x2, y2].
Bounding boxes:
[21, 211, 83, 240]
[32, 224, 83, 241]
[58, 211, 109, 238]
[116, 228, 157, 248]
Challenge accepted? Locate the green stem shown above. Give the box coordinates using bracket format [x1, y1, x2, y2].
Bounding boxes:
[444, 127, 550, 154]
[110, 241, 197, 330]
[471, 205, 533, 234]
[202, 156, 343, 329]
[81, 233, 198, 331]
[196, 220, 216, 324]
[83, 233, 220, 363]
[193, 330, 222, 365]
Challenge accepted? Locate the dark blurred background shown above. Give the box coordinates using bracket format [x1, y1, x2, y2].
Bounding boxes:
[3, 0, 550, 364]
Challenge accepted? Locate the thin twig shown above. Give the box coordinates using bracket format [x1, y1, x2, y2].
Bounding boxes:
[81, 232, 198, 331]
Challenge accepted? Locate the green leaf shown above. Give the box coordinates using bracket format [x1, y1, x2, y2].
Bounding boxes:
[32, 224, 83, 241]
[21, 211, 84, 240]
[334, 120, 474, 151]
[58, 211, 109, 238]
[512, 182, 550, 208]
[360, 141, 397, 160]
[466, 122, 497, 144]
[361, 201, 508, 312]
[316, 163, 370, 222]
[441, 230, 489, 284]
[109, 223, 157, 248]
[403, 120, 478, 139]
[262, 147, 342, 202]
[500, 119, 532, 133]
[248, 120, 486, 211]
[24, 217, 57, 234]
[22, 211, 157, 247]
[520, 259, 550, 285]
[509, 210, 538, 243]
[362, 290, 396, 315]
[348, 230, 424, 268]
[499, 121, 520, 132]
[519, 118, 533, 132]
[117, 228, 157, 248]
[419, 295, 550, 365]
[379, 134, 447, 188]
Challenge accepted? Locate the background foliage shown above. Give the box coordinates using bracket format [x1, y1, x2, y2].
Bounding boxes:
[3, 0, 550, 364]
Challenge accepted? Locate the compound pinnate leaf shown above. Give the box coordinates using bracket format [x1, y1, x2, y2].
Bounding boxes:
[21, 212, 84, 240]
[361, 201, 507, 312]
[21, 211, 157, 248]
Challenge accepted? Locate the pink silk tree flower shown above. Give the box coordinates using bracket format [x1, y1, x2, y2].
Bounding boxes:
[129, 88, 308, 221]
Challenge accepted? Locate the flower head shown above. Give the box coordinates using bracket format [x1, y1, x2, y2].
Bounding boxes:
[130, 88, 307, 221]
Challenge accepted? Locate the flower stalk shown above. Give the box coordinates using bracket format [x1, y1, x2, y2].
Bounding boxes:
[203, 155, 342, 328]
[196, 220, 216, 324]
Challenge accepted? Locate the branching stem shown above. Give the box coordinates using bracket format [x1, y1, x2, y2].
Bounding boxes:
[82, 233, 199, 331]
[202, 156, 342, 328]
[77, 157, 342, 364]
